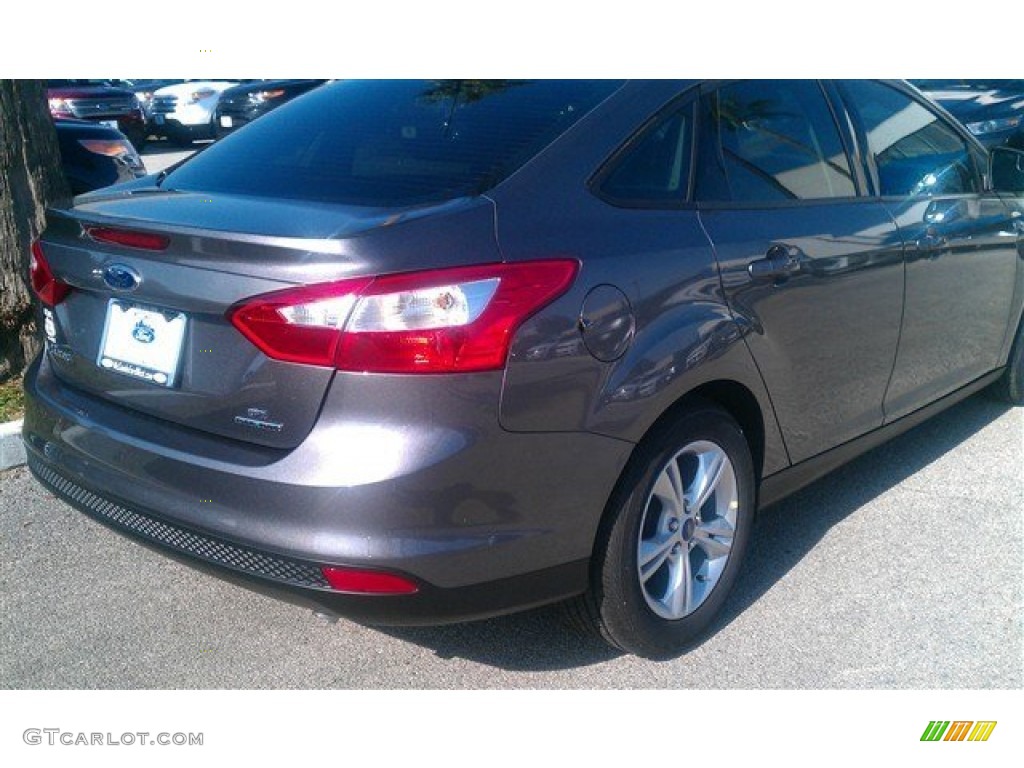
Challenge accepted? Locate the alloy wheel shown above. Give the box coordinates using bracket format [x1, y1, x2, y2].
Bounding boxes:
[636, 440, 738, 620]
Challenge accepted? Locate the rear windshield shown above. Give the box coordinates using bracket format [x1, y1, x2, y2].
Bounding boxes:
[162, 79, 624, 207]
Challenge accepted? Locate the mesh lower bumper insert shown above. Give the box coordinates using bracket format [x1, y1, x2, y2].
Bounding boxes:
[29, 454, 330, 589]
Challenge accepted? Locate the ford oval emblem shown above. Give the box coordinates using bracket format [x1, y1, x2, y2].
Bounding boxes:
[132, 320, 156, 344]
[102, 264, 141, 292]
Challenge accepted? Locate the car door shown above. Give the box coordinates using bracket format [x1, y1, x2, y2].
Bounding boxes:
[695, 79, 906, 464]
[835, 80, 1021, 421]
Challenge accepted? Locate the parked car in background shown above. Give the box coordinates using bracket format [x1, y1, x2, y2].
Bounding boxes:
[147, 80, 241, 145]
[913, 80, 1024, 149]
[54, 119, 147, 194]
[215, 79, 328, 137]
[22, 80, 1024, 659]
[46, 80, 148, 152]
[119, 79, 186, 122]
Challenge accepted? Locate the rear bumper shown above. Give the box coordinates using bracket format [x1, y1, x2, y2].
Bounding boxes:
[22, 354, 633, 623]
[26, 451, 588, 624]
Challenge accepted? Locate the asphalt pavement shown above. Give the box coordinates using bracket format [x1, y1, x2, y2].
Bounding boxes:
[139, 142, 196, 175]
[1, 393, 1020, 689]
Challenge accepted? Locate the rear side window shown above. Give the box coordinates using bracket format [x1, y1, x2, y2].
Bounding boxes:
[163, 80, 624, 207]
[840, 80, 982, 197]
[598, 103, 694, 205]
[700, 80, 857, 203]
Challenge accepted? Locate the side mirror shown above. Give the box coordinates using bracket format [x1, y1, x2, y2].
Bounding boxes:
[990, 147, 1024, 193]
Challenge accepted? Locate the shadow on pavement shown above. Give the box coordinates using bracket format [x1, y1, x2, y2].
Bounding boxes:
[369, 602, 623, 671]
[373, 394, 1012, 671]
[717, 394, 1011, 635]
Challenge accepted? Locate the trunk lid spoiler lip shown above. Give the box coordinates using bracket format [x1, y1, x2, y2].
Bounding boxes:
[48, 206, 354, 256]
[54, 187, 493, 256]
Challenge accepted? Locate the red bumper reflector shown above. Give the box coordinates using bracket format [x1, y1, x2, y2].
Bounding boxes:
[321, 566, 419, 595]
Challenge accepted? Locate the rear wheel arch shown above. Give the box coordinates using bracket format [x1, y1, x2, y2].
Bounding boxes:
[584, 379, 768, 559]
[683, 381, 766, 482]
[632, 379, 767, 482]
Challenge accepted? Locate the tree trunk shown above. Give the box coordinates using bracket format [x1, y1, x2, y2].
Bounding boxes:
[0, 79, 70, 381]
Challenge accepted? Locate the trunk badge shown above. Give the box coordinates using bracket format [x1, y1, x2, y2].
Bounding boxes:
[233, 408, 284, 433]
[101, 264, 142, 292]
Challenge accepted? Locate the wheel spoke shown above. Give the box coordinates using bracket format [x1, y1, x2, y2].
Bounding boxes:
[688, 447, 727, 513]
[666, 550, 693, 618]
[692, 522, 732, 559]
[639, 534, 676, 582]
[652, 461, 684, 517]
[666, 458, 685, 513]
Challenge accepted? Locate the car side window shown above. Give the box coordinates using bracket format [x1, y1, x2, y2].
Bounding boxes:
[698, 80, 857, 203]
[597, 103, 694, 205]
[840, 80, 983, 197]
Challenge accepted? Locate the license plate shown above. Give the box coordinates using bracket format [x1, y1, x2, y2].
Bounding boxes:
[219, 115, 233, 128]
[100, 119, 119, 129]
[154, 114, 165, 125]
[97, 300, 187, 387]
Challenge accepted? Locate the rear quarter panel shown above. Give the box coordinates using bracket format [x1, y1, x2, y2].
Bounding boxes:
[488, 81, 789, 477]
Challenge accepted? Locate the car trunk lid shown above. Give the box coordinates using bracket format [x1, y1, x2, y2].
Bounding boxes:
[36, 189, 498, 449]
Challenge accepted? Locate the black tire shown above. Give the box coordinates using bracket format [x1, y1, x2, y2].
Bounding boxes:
[569, 402, 756, 659]
[169, 127, 194, 148]
[990, 318, 1024, 405]
[125, 127, 147, 154]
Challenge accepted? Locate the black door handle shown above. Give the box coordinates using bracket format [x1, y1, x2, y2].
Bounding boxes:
[748, 245, 802, 280]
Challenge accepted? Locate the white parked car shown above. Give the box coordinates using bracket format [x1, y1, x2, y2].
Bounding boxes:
[148, 80, 240, 145]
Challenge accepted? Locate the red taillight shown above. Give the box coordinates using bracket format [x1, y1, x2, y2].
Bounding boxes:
[228, 260, 579, 373]
[85, 226, 170, 251]
[29, 240, 71, 306]
[321, 566, 419, 595]
[228, 277, 373, 366]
